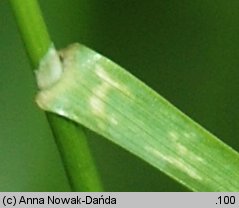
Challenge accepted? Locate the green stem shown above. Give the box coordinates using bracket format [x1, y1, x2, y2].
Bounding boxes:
[48, 115, 103, 191]
[10, 0, 50, 66]
[10, 0, 103, 191]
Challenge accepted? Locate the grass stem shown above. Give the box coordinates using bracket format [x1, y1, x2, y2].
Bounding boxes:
[10, 0, 103, 191]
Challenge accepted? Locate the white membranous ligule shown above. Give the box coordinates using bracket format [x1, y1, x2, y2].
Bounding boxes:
[35, 44, 63, 90]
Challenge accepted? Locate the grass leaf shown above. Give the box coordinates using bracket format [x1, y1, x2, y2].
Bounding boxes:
[36, 43, 239, 191]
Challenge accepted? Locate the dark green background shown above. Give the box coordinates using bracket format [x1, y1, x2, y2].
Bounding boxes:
[0, 0, 238, 191]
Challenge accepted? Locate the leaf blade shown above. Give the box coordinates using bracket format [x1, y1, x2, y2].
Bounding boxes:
[37, 43, 239, 191]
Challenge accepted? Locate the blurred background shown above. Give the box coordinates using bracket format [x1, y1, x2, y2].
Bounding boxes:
[0, 0, 238, 191]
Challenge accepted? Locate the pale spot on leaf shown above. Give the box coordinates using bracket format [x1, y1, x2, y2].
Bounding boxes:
[95, 66, 132, 97]
[89, 96, 105, 116]
[145, 146, 202, 181]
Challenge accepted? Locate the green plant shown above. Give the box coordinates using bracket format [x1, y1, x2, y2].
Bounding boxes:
[3, 0, 239, 192]
[10, 0, 103, 191]
[36, 43, 239, 191]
